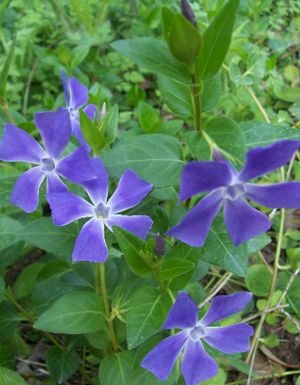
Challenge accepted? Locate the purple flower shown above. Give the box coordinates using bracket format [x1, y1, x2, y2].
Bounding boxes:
[167, 140, 300, 246]
[0, 109, 97, 213]
[62, 71, 96, 149]
[48, 158, 153, 262]
[141, 292, 253, 385]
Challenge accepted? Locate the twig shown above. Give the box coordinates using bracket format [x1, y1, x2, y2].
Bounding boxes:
[198, 272, 233, 309]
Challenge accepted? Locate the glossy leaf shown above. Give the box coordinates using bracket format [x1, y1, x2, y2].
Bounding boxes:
[34, 290, 106, 334]
[126, 286, 172, 349]
[112, 38, 190, 83]
[197, 0, 239, 79]
[159, 257, 195, 281]
[168, 14, 201, 65]
[102, 134, 184, 188]
[0, 367, 27, 385]
[46, 346, 80, 384]
[113, 227, 153, 278]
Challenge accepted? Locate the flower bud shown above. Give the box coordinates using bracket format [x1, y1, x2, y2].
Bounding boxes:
[181, 0, 197, 27]
[155, 233, 165, 257]
[212, 147, 225, 161]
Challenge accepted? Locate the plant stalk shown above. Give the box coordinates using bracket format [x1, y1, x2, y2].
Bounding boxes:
[190, 71, 202, 131]
[98, 263, 119, 352]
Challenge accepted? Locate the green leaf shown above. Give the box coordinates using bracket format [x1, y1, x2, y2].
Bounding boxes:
[0, 36, 16, 97]
[113, 227, 152, 278]
[201, 217, 248, 276]
[99, 351, 133, 385]
[275, 87, 300, 103]
[80, 109, 105, 153]
[187, 117, 246, 163]
[201, 74, 222, 112]
[102, 134, 184, 188]
[159, 258, 195, 281]
[0, 278, 4, 304]
[34, 290, 106, 334]
[287, 276, 300, 315]
[161, 7, 175, 42]
[240, 121, 300, 149]
[105, 104, 119, 144]
[99, 350, 176, 385]
[137, 101, 161, 133]
[127, 286, 172, 349]
[158, 75, 193, 117]
[111, 38, 190, 83]
[13, 263, 46, 300]
[46, 346, 80, 384]
[0, 215, 22, 252]
[168, 14, 201, 65]
[70, 44, 91, 69]
[197, 0, 239, 79]
[158, 74, 220, 117]
[0, 302, 21, 342]
[245, 264, 272, 297]
[0, 367, 27, 385]
[17, 218, 77, 260]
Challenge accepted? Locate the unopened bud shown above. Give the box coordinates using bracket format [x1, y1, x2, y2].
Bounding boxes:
[155, 234, 165, 257]
[212, 148, 225, 162]
[100, 102, 107, 118]
[181, 0, 197, 27]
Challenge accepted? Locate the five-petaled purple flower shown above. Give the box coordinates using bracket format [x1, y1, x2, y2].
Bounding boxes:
[141, 292, 253, 385]
[167, 140, 300, 246]
[61, 72, 96, 149]
[48, 158, 153, 262]
[0, 109, 97, 213]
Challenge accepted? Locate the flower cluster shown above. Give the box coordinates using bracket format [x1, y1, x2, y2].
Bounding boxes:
[0, 73, 299, 385]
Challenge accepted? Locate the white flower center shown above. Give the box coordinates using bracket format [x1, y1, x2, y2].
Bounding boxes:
[68, 107, 78, 120]
[94, 202, 110, 220]
[190, 324, 207, 341]
[40, 157, 55, 173]
[224, 183, 245, 201]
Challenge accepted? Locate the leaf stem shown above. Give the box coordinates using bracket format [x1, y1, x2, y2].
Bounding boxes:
[190, 70, 202, 131]
[98, 263, 119, 352]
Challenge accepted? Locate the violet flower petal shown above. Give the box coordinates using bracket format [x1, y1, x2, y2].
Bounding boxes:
[223, 197, 271, 246]
[69, 77, 89, 109]
[84, 104, 97, 121]
[179, 161, 233, 201]
[245, 182, 300, 209]
[181, 340, 218, 385]
[72, 219, 108, 262]
[46, 173, 67, 193]
[201, 292, 253, 326]
[82, 157, 109, 205]
[0, 124, 46, 164]
[34, 110, 72, 158]
[163, 292, 198, 330]
[11, 167, 45, 213]
[167, 190, 223, 247]
[204, 324, 254, 354]
[56, 146, 97, 183]
[71, 118, 90, 150]
[141, 331, 189, 381]
[107, 214, 152, 240]
[108, 169, 153, 213]
[48, 191, 94, 226]
[238, 140, 300, 182]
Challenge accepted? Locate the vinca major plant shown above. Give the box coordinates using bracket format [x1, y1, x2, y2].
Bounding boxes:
[0, 1, 299, 384]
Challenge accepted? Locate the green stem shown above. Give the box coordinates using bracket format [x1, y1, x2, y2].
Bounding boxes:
[98, 263, 119, 352]
[190, 71, 202, 131]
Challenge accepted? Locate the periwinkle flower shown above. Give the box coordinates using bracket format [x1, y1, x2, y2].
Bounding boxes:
[62, 71, 96, 149]
[48, 158, 153, 262]
[141, 292, 253, 385]
[167, 140, 300, 246]
[0, 109, 97, 213]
